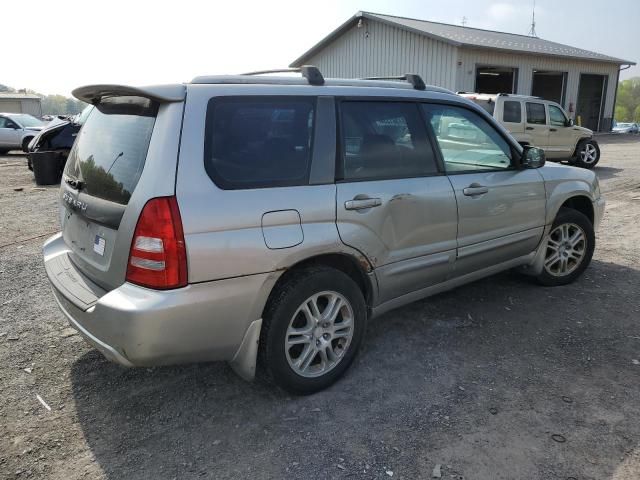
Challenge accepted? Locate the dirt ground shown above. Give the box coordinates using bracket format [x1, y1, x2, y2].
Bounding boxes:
[1, 135, 640, 480]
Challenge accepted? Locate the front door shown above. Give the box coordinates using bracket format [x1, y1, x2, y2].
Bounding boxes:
[525, 101, 550, 150]
[0, 116, 21, 148]
[423, 103, 546, 277]
[335, 100, 458, 304]
[547, 103, 575, 158]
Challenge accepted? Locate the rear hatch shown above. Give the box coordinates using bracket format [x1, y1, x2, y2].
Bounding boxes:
[58, 85, 185, 291]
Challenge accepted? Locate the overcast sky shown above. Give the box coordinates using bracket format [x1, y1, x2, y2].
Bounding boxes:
[2, 0, 637, 96]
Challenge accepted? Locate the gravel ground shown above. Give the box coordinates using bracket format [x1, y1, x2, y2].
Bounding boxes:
[1, 136, 640, 480]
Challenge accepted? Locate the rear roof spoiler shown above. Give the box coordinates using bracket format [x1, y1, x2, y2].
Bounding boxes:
[72, 84, 186, 104]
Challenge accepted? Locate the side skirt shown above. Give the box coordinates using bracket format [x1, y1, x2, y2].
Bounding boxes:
[371, 252, 537, 319]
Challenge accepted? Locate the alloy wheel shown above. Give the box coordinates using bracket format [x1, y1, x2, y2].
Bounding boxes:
[580, 143, 598, 164]
[285, 291, 354, 378]
[544, 223, 587, 277]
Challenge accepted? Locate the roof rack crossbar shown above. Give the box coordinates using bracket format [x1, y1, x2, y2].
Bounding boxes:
[240, 65, 325, 86]
[361, 73, 426, 90]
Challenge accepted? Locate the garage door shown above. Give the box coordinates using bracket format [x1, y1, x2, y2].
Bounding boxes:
[0, 101, 22, 113]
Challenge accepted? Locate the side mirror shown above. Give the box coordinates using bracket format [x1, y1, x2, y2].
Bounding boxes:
[521, 145, 545, 169]
[565, 118, 574, 127]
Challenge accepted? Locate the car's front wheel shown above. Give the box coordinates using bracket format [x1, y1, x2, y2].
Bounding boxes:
[572, 139, 600, 169]
[22, 137, 33, 153]
[536, 207, 595, 286]
[259, 266, 367, 395]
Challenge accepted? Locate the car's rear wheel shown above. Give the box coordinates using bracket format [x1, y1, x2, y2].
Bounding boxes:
[536, 207, 595, 286]
[573, 139, 600, 169]
[259, 266, 367, 395]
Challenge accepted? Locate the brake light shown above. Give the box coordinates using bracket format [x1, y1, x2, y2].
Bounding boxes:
[126, 196, 187, 289]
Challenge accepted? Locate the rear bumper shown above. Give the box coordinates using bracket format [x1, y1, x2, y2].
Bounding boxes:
[44, 233, 278, 368]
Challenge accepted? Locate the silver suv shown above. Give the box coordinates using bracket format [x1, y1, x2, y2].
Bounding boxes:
[43, 68, 605, 394]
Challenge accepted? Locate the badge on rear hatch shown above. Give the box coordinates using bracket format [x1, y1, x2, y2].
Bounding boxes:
[93, 235, 106, 256]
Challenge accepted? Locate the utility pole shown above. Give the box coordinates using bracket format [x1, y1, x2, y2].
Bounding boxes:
[461, 16, 468, 27]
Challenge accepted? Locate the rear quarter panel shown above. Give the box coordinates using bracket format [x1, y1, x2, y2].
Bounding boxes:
[176, 84, 363, 284]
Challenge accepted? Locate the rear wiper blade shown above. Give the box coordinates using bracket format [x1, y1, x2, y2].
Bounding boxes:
[65, 177, 84, 190]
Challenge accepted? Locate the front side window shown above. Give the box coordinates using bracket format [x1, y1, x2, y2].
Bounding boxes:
[526, 102, 547, 125]
[0, 117, 18, 129]
[339, 101, 438, 180]
[503, 101, 522, 123]
[549, 105, 568, 126]
[423, 104, 513, 172]
[204, 97, 314, 189]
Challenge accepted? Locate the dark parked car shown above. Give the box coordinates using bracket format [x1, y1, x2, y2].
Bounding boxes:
[27, 106, 93, 171]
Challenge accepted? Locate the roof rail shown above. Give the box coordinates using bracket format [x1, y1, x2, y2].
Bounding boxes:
[361, 73, 426, 90]
[240, 65, 325, 86]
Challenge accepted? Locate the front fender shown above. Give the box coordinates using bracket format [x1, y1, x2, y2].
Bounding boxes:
[544, 181, 595, 225]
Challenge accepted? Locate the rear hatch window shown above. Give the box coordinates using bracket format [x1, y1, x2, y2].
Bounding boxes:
[64, 96, 158, 205]
[60, 96, 159, 289]
[472, 99, 495, 116]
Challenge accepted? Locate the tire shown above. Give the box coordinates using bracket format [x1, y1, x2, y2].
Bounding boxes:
[259, 266, 367, 395]
[536, 207, 595, 286]
[572, 139, 600, 169]
[22, 137, 33, 153]
[0, 149, 9, 155]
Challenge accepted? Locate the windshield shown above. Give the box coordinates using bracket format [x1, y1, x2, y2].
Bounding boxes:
[64, 96, 157, 205]
[616, 123, 632, 127]
[10, 114, 44, 128]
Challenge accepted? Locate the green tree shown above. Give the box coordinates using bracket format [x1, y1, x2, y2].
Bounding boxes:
[616, 77, 640, 122]
[615, 105, 630, 122]
[634, 105, 640, 123]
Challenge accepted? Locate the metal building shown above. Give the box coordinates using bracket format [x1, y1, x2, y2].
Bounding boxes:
[0, 93, 43, 117]
[290, 11, 635, 131]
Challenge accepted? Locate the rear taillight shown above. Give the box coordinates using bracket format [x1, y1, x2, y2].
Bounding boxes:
[126, 196, 187, 289]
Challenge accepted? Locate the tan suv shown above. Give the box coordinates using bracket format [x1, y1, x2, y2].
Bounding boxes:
[459, 93, 600, 169]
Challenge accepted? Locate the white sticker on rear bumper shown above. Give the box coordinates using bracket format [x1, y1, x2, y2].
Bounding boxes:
[93, 235, 106, 256]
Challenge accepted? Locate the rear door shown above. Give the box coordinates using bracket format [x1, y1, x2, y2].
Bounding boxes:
[499, 99, 525, 140]
[525, 101, 550, 149]
[335, 100, 458, 304]
[59, 93, 183, 290]
[422, 103, 546, 276]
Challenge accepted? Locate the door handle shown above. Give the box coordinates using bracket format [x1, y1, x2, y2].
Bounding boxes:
[526, 126, 535, 130]
[550, 128, 557, 132]
[345, 197, 382, 210]
[463, 183, 489, 196]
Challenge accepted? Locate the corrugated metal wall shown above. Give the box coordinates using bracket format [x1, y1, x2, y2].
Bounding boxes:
[304, 20, 458, 90]
[0, 98, 42, 117]
[302, 19, 620, 131]
[456, 48, 619, 123]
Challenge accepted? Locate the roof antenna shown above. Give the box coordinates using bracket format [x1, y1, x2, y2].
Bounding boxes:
[528, 0, 538, 37]
[461, 16, 468, 27]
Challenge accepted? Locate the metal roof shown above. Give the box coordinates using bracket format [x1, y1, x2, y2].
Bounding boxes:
[291, 11, 635, 67]
[0, 92, 41, 100]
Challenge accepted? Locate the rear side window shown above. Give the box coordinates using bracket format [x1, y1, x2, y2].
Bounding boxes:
[339, 101, 438, 180]
[503, 101, 522, 123]
[526, 102, 547, 124]
[204, 97, 315, 189]
[64, 96, 157, 205]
